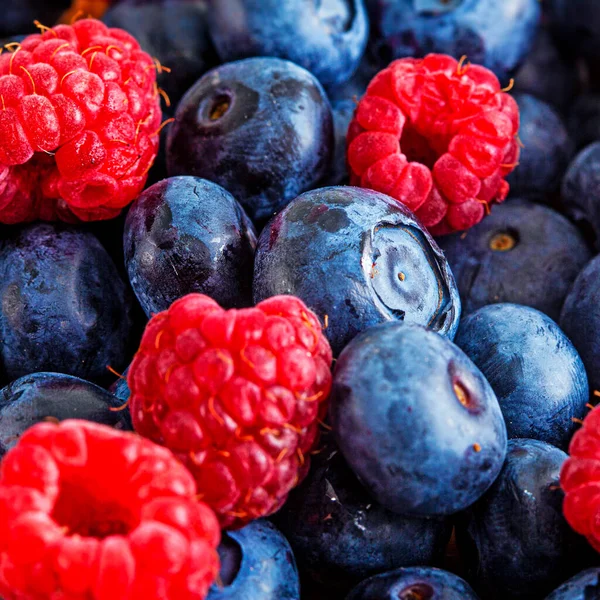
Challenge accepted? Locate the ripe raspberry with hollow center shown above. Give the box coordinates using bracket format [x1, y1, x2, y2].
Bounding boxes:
[0, 419, 220, 600]
[128, 294, 333, 529]
[0, 18, 163, 224]
[561, 405, 600, 552]
[347, 54, 520, 235]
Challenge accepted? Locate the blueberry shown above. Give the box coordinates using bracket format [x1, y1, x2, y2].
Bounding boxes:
[207, 0, 369, 89]
[560, 254, 600, 396]
[436, 199, 592, 321]
[324, 99, 356, 186]
[207, 520, 300, 600]
[166, 57, 334, 225]
[513, 29, 580, 113]
[545, 568, 600, 600]
[124, 176, 257, 317]
[366, 0, 541, 85]
[273, 436, 451, 596]
[506, 94, 573, 200]
[326, 53, 379, 104]
[0, 372, 131, 457]
[102, 0, 218, 114]
[567, 95, 600, 152]
[562, 142, 600, 249]
[0, 224, 134, 386]
[455, 304, 588, 450]
[253, 186, 461, 356]
[1, 0, 70, 37]
[457, 439, 592, 600]
[346, 567, 480, 600]
[547, 0, 600, 67]
[330, 322, 507, 516]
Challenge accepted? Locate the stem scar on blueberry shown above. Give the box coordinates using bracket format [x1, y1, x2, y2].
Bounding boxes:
[398, 272, 406, 281]
[489, 231, 518, 252]
[398, 583, 435, 600]
[453, 379, 478, 413]
[210, 95, 232, 120]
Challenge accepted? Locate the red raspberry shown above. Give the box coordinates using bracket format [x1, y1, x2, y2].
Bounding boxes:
[0, 419, 220, 600]
[0, 18, 163, 223]
[561, 405, 600, 552]
[128, 294, 333, 529]
[346, 54, 520, 234]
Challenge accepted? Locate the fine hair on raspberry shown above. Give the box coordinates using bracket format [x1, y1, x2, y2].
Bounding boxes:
[0, 18, 163, 223]
[128, 293, 333, 529]
[347, 53, 520, 234]
[0, 419, 220, 600]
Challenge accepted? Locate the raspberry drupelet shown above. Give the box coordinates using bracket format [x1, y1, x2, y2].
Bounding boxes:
[0, 419, 220, 600]
[561, 405, 600, 552]
[347, 54, 521, 234]
[128, 294, 333, 529]
[0, 18, 163, 223]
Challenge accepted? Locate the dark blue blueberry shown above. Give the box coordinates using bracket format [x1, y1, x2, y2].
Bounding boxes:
[567, 94, 600, 151]
[0, 372, 131, 457]
[207, 0, 368, 89]
[109, 366, 131, 403]
[330, 322, 507, 516]
[324, 99, 356, 186]
[506, 93, 573, 200]
[1, 1, 69, 37]
[561, 142, 600, 250]
[455, 304, 588, 450]
[124, 176, 257, 317]
[326, 52, 379, 104]
[253, 186, 461, 356]
[207, 520, 300, 600]
[437, 200, 592, 321]
[513, 29, 580, 113]
[547, 0, 600, 67]
[366, 0, 541, 84]
[346, 567, 480, 600]
[102, 0, 218, 115]
[273, 436, 451, 596]
[560, 254, 600, 396]
[166, 57, 334, 225]
[545, 568, 600, 600]
[457, 439, 592, 600]
[0, 223, 134, 386]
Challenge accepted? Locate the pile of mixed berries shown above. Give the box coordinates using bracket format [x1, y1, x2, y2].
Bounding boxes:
[4, 0, 600, 598]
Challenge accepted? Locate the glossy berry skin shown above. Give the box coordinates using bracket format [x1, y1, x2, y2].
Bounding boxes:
[506, 94, 573, 200]
[124, 176, 257, 317]
[330, 322, 507, 517]
[545, 569, 600, 600]
[207, 0, 368, 89]
[457, 439, 590, 600]
[0, 372, 131, 457]
[128, 293, 333, 529]
[513, 29, 579, 114]
[561, 255, 600, 395]
[561, 143, 600, 250]
[1, 1, 70, 38]
[437, 199, 592, 321]
[456, 304, 588, 450]
[346, 567, 480, 600]
[102, 0, 218, 114]
[0, 419, 221, 600]
[0, 223, 134, 386]
[0, 18, 163, 223]
[273, 436, 452, 596]
[166, 57, 334, 225]
[253, 186, 461, 356]
[207, 520, 300, 600]
[346, 54, 520, 234]
[366, 0, 541, 85]
[110, 365, 131, 403]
